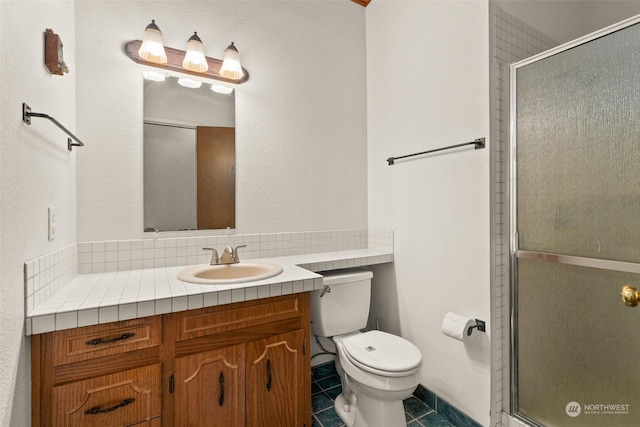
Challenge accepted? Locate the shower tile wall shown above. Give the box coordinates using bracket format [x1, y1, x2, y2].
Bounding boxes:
[489, 6, 557, 426]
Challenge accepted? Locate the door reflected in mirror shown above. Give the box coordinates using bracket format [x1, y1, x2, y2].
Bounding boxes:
[143, 75, 235, 232]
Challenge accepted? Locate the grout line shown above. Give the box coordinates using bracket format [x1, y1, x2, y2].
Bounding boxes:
[406, 408, 436, 426]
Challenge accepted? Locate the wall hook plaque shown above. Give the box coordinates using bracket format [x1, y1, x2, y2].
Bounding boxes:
[44, 29, 69, 75]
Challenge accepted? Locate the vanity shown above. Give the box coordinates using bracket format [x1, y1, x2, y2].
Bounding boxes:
[32, 293, 310, 427]
[26, 234, 394, 427]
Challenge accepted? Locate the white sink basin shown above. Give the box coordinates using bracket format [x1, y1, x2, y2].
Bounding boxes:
[177, 261, 283, 285]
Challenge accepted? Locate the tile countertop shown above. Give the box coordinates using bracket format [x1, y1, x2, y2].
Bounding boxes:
[26, 248, 393, 335]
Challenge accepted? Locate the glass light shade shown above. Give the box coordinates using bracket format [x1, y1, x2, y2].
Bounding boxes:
[177, 78, 202, 89]
[211, 84, 233, 95]
[142, 70, 166, 82]
[182, 32, 208, 72]
[138, 20, 167, 64]
[219, 42, 244, 80]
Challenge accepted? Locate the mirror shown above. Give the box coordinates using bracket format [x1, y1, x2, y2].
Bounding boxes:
[143, 75, 235, 232]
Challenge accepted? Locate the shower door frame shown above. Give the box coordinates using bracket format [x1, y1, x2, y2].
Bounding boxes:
[507, 14, 640, 427]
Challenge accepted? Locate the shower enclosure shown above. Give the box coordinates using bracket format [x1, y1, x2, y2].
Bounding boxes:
[510, 16, 640, 427]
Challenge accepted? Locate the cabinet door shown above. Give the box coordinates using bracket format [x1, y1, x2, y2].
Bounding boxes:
[174, 344, 245, 427]
[52, 363, 161, 427]
[246, 330, 306, 427]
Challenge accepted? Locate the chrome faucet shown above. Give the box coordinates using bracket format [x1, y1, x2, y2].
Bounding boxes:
[219, 244, 247, 264]
[204, 245, 247, 265]
[202, 247, 219, 265]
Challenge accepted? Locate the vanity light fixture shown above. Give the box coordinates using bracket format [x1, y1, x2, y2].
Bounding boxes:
[177, 77, 202, 89]
[182, 32, 209, 72]
[125, 23, 249, 84]
[142, 70, 166, 82]
[210, 84, 234, 95]
[219, 42, 244, 80]
[137, 20, 167, 64]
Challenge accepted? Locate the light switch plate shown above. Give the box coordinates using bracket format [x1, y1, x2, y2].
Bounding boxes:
[48, 207, 56, 240]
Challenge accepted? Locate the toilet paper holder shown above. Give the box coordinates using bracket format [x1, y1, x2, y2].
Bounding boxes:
[466, 319, 486, 336]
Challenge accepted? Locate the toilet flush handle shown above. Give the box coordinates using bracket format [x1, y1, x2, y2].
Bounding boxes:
[320, 287, 331, 297]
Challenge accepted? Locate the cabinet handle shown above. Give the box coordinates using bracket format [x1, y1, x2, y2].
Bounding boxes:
[266, 359, 272, 392]
[84, 398, 135, 415]
[219, 371, 225, 406]
[85, 332, 136, 346]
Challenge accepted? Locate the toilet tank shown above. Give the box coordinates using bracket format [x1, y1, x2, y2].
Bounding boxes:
[311, 269, 373, 337]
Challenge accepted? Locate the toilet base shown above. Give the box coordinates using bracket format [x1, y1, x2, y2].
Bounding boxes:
[334, 392, 407, 427]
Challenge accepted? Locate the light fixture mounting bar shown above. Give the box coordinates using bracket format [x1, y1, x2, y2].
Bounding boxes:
[124, 40, 249, 84]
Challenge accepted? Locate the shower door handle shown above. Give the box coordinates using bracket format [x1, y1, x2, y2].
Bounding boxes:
[621, 285, 639, 307]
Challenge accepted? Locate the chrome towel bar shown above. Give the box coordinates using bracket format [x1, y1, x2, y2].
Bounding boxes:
[22, 103, 85, 151]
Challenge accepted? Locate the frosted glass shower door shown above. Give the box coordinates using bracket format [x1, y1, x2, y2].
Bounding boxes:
[512, 18, 640, 427]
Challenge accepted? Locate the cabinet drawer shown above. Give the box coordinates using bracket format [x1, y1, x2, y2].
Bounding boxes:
[52, 317, 161, 366]
[52, 363, 162, 427]
[176, 294, 303, 341]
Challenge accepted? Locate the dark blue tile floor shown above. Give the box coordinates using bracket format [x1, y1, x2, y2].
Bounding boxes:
[311, 362, 454, 427]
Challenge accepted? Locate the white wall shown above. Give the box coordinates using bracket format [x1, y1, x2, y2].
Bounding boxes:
[495, 1, 640, 44]
[0, 1, 76, 424]
[75, 1, 368, 242]
[494, 0, 586, 43]
[366, 1, 491, 425]
[584, 1, 640, 34]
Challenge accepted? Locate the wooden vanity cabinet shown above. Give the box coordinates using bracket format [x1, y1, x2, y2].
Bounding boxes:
[31, 293, 311, 427]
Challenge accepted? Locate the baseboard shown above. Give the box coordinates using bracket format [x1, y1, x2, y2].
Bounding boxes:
[413, 384, 482, 427]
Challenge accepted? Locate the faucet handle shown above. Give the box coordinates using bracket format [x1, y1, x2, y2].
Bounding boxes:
[232, 245, 247, 262]
[202, 247, 219, 265]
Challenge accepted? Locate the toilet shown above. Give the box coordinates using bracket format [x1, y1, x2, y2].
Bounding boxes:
[311, 269, 422, 427]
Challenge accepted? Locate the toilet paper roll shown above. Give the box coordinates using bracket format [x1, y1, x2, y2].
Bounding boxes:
[441, 312, 476, 342]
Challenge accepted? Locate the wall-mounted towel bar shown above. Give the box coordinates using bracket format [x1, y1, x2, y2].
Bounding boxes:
[386, 137, 485, 165]
[22, 103, 85, 151]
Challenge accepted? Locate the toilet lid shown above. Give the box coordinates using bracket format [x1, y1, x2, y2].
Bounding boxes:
[341, 330, 421, 373]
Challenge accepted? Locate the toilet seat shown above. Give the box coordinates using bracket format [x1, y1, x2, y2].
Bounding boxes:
[340, 330, 422, 377]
